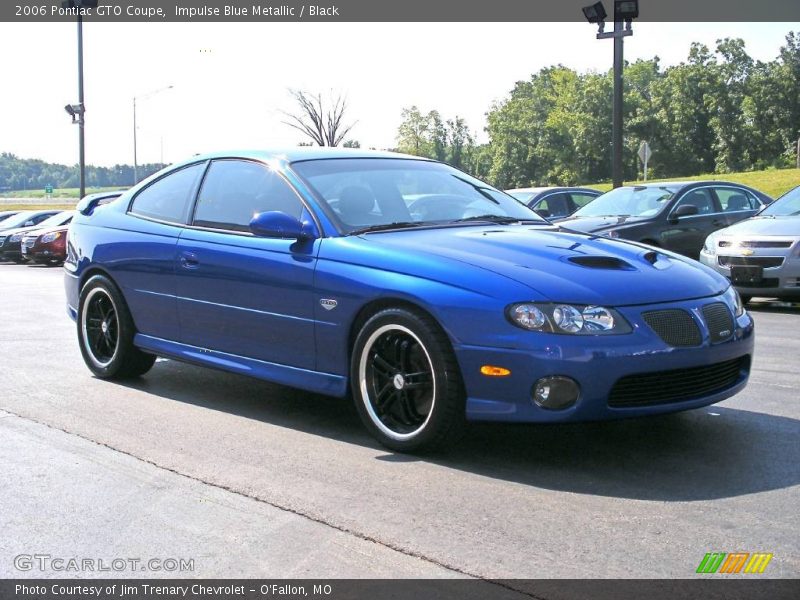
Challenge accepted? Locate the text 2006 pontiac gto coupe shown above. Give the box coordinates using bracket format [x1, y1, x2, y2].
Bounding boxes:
[65, 149, 754, 451]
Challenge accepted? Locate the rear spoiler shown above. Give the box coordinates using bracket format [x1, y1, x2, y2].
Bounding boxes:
[77, 192, 123, 216]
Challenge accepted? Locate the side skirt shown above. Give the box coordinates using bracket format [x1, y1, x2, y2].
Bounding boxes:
[134, 334, 349, 397]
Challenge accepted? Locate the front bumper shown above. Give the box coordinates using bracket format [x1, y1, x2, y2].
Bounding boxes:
[700, 248, 800, 299]
[455, 294, 754, 423]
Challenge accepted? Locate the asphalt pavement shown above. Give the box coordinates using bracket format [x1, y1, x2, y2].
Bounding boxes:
[0, 263, 798, 580]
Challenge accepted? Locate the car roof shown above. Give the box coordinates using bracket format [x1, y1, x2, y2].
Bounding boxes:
[177, 147, 429, 167]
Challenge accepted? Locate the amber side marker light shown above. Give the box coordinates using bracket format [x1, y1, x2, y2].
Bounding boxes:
[481, 365, 511, 377]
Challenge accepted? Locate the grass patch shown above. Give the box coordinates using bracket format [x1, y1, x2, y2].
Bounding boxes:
[584, 168, 800, 198]
[2, 186, 128, 199]
[0, 203, 76, 211]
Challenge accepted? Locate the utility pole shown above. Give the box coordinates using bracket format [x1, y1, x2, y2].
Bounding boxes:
[77, 13, 85, 199]
[611, 18, 624, 188]
[582, 2, 638, 188]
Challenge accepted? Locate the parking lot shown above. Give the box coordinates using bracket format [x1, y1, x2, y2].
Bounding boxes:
[0, 263, 798, 579]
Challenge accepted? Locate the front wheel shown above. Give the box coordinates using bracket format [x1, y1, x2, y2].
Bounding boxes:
[351, 307, 466, 453]
[77, 274, 156, 379]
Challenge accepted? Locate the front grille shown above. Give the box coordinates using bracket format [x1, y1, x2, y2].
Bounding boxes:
[719, 256, 784, 268]
[702, 303, 734, 344]
[738, 240, 793, 249]
[642, 309, 701, 347]
[608, 356, 750, 407]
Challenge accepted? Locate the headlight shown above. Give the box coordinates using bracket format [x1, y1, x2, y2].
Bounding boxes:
[41, 231, 61, 243]
[10, 233, 23, 242]
[702, 234, 718, 256]
[723, 286, 745, 317]
[507, 303, 631, 335]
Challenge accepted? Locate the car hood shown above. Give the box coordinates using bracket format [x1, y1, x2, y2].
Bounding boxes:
[716, 216, 800, 237]
[553, 215, 651, 232]
[360, 225, 727, 306]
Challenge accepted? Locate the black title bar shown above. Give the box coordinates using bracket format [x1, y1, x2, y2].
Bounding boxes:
[4, 0, 800, 22]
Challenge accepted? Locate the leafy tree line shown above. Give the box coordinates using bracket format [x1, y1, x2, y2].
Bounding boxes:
[396, 32, 800, 189]
[0, 153, 165, 192]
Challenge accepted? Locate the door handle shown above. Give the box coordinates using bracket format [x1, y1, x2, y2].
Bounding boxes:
[712, 220, 724, 227]
[179, 251, 199, 269]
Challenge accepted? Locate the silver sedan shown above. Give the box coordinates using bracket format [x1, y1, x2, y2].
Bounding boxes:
[700, 185, 800, 302]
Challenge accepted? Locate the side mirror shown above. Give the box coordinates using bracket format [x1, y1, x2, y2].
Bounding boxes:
[249, 211, 316, 240]
[673, 204, 699, 219]
[535, 208, 552, 218]
[23, 221, 34, 227]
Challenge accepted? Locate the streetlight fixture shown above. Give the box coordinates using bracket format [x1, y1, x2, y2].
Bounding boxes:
[133, 85, 174, 184]
[62, 0, 98, 200]
[582, 0, 639, 189]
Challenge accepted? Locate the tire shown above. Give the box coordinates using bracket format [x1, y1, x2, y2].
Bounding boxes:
[77, 274, 156, 379]
[351, 307, 466, 453]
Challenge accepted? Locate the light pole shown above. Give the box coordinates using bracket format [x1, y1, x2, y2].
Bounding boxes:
[62, 0, 98, 199]
[582, 1, 639, 188]
[133, 85, 174, 184]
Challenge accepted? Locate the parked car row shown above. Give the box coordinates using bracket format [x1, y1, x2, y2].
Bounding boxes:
[505, 180, 797, 303]
[0, 194, 121, 266]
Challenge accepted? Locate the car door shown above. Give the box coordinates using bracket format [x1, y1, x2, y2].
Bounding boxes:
[662, 187, 723, 258]
[117, 161, 207, 341]
[175, 159, 320, 370]
[713, 186, 762, 227]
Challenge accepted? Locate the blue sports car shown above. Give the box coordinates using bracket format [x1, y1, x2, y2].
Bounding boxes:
[64, 149, 754, 451]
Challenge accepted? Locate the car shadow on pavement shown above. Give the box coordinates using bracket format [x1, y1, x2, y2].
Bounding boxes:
[120, 358, 800, 503]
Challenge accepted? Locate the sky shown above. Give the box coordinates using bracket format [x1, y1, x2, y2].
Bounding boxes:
[0, 21, 797, 167]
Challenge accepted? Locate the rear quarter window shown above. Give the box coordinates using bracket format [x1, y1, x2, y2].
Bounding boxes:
[129, 163, 206, 224]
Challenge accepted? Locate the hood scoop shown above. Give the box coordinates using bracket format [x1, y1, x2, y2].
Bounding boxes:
[568, 255, 635, 271]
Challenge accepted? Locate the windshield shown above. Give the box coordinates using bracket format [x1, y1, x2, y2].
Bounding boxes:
[761, 186, 800, 217]
[508, 191, 536, 202]
[37, 211, 74, 228]
[573, 186, 676, 218]
[0, 211, 37, 229]
[291, 158, 545, 233]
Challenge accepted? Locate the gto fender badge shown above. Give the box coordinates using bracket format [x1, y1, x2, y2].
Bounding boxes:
[320, 298, 338, 311]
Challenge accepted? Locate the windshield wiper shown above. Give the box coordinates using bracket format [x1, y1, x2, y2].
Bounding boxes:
[450, 214, 534, 224]
[348, 221, 426, 235]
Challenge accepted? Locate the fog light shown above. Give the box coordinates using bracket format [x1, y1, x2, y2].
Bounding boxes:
[532, 376, 580, 410]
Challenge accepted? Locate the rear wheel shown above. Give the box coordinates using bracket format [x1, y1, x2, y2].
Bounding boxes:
[351, 307, 466, 453]
[77, 275, 156, 379]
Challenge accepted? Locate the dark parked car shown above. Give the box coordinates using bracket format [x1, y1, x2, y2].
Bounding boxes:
[506, 187, 601, 219]
[0, 210, 21, 224]
[0, 209, 61, 232]
[0, 210, 74, 262]
[65, 149, 752, 452]
[555, 181, 772, 258]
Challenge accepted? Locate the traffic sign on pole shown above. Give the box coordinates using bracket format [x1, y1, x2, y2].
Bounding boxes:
[638, 141, 651, 181]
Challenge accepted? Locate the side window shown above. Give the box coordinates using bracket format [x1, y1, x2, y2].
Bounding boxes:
[130, 163, 205, 224]
[716, 188, 758, 212]
[675, 189, 716, 215]
[193, 160, 303, 232]
[570, 193, 598, 209]
[537, 193, 571, 218]
[32, 213, 55, 224]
